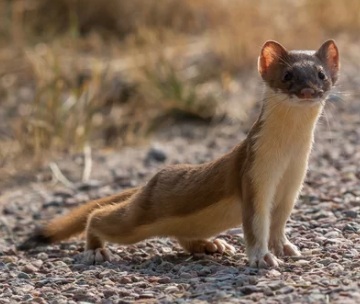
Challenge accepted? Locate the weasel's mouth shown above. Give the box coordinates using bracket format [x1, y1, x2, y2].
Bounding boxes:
[286, 93, 326, 106]
[295, 94, 323, 100]
[294, 88, 324, 100]
[296, 97, 320, 102]
[283, 88, 325, 102]
[287, 92, 325, 105]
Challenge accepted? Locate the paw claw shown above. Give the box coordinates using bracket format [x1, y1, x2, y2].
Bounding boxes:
[77, 248, 113, 265]
[204, 241, 217, 253]
[213, 239, 236, 254]
[249, 251, 282, 268]
[181, 238, 236, 255]
[270, 238, 301, 257]
[283, 243, 301, 257]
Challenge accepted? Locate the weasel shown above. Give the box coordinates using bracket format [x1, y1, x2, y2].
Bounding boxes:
[18, 40, 340, 268]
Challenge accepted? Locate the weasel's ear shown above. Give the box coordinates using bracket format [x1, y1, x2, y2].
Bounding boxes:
[258, 40, 287, 77]
[316, 40, 340, 83]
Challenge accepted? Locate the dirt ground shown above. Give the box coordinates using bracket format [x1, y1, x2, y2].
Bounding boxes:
[0, 43, 360, 303]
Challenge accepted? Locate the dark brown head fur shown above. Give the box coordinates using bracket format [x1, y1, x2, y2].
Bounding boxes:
[258, 40, 340, 100]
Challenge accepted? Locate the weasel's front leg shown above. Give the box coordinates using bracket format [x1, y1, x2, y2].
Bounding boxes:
[269, 195, 301, 258]
[242, 178, 283, 268]
[269, 164, 305, 258]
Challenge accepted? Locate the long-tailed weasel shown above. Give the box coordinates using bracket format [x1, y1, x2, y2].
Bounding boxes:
[19, 40, 340, 268]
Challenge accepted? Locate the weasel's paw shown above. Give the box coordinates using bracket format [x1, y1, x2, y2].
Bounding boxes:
[248, 251, 283, 268]
[270, 240, 301, 257]
[77, 248, 113, 265]
[211, 239, 236, 254]
[181, 239, 235, 254]
[282, 242, 301, 257]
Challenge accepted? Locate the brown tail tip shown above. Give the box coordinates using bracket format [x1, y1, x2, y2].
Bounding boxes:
[17, 228, 52, 251]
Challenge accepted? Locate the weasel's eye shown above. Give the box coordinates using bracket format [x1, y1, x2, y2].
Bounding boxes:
[283, 71, 293, 82]
[318, 71, 326, 80]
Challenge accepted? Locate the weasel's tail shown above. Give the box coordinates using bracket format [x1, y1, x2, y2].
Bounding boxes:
[18, 187, 139, 250]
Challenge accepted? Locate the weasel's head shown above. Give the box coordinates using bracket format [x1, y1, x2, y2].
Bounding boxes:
[258, 40, 340, 105]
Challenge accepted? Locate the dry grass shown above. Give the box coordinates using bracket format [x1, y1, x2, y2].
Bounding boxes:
[1, 0, 360, 181]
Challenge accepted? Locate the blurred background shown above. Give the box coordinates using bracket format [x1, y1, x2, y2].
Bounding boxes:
[0, 0, 360, 186]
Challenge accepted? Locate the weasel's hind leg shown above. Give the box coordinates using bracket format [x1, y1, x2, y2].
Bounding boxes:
[78, 201, 147, 265]
[79, 223, 113, 265]
[178, 238, 235, 254]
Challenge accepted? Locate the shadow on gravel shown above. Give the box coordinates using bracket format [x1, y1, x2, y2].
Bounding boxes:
[62, 252, 269, 299]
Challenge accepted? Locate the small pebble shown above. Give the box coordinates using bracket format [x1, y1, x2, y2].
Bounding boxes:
[146, 147, 167, 162]
[119, 276, 132, 284]
[164, 286, 179, 293]
[17, 272, 31, 279]
[240, 285, 259, 295]
[22, 264, 38, 274]
[37, 253, 48, 260]
[158, 277, 172, 284]
[343, 210, 358, 218]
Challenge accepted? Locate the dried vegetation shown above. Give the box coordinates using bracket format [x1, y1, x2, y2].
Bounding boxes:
[0, 0, 360, 180]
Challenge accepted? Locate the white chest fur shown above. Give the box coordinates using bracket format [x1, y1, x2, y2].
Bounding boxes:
[250, 89, 323, 211]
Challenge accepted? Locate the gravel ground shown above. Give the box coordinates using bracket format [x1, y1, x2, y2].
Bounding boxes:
[1, 48, 360, 303]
